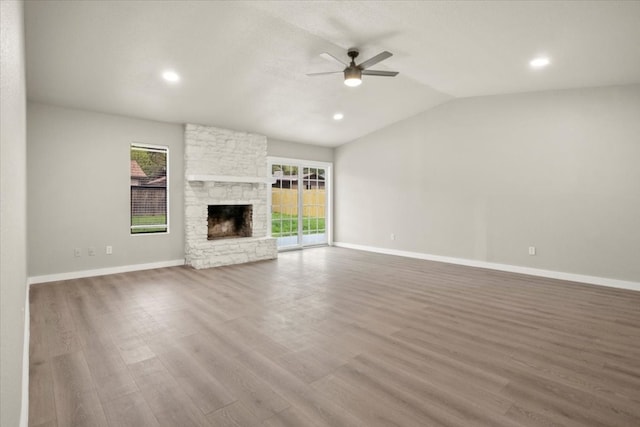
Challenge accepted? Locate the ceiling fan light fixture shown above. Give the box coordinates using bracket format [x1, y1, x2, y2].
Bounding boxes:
[344, 67, 362, 87]
[344, 77, 362, 87]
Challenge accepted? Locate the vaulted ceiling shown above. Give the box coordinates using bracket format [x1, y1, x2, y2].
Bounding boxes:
[25, 1, 640, 146]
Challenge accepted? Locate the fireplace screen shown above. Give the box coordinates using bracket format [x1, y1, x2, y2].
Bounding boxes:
[208, 205, 252, 240]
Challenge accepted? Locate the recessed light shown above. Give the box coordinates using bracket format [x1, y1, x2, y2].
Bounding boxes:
[529, 57, 550, 69]
[162, 70, 180, 82]
[333, 113, 344, 121]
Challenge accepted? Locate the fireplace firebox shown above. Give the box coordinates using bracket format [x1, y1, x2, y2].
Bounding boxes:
[207, 205, 252, 240]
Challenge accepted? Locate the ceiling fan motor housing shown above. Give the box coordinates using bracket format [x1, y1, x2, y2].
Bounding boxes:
[345, 48, 362, 84]
[344, 66, 362, 80]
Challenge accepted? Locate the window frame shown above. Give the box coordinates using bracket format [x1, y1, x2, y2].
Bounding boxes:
[267, 156, 333, 249]
[130, 142, 170, 236]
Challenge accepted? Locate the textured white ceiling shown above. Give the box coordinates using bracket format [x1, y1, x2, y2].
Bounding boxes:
[25, 1, 640, 146]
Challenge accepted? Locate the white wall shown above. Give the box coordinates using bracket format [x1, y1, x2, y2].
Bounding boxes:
[268, 138, 334, 163]
[1, 1, 28, 426]
[27, 103, 184, 277]
[335, 85, 640, 283]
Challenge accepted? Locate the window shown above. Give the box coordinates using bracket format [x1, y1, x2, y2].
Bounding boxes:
[130, 143, 168, 234]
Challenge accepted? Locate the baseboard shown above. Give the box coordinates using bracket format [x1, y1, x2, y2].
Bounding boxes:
[28, 259, 186, 285]
[333, 242, 640, 292]
[20, 284, 30, 427]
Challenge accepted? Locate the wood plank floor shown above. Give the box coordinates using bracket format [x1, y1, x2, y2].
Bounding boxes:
[29, 247, 640, 426]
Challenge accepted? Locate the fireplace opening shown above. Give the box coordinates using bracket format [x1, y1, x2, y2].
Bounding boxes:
[208, 205, 252, 240]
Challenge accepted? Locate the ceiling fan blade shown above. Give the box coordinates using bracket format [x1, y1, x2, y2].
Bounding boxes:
[362, 70, 399, 77]
[358, 51, 393, 69]
[306, 71, 343, 76]
[320, 52, 348, 67]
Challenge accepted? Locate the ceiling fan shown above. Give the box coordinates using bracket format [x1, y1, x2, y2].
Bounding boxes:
[307, 48, 399, 87]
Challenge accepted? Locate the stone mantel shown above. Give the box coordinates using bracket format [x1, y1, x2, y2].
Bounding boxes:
[186, 174, 276, 184]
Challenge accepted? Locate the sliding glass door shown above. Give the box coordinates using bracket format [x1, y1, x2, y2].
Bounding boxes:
[268, 158, 331, 249]
[270, 163, 300, 248]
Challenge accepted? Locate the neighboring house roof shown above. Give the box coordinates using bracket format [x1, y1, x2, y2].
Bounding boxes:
[130, 160, 147, 178]
[147, 176, 166, 186]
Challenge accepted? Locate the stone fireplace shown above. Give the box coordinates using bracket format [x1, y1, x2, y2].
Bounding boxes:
[184, 124, 277, 269]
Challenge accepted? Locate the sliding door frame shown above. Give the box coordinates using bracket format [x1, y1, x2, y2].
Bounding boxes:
[267, 156, 333, 250]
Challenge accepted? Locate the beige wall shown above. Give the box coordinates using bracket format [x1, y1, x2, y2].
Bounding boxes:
[1, 1, 28, 425]
[27, 103, 185, 277]
[335, 85, 640, 282]
[268, 138, 334, 163]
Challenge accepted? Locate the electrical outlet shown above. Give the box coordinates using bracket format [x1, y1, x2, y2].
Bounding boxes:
[106, 245, 113, 255]
[74, 248, 82, 257]
[528, 246, 536, 256]
[88, 247, 96, 256]
[390, 233, 396, 241]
